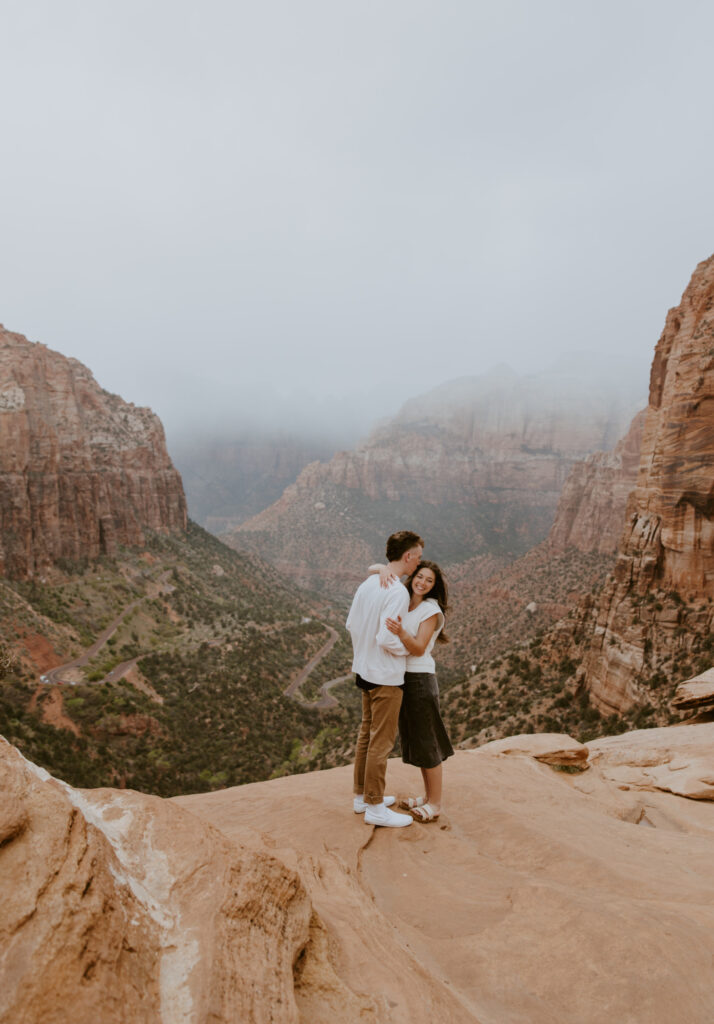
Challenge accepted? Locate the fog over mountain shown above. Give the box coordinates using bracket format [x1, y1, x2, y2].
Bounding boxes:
[1, 1, 713, 445]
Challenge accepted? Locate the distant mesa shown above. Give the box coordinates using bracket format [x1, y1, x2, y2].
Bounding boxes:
[0, 326, 187, 579]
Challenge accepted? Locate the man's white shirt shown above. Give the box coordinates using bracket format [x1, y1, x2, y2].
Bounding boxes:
[346, 575, 409, 686]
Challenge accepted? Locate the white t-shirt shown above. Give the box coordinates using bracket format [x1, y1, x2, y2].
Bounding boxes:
[403, 598, 444, 673]
[346, 575, 409, 686]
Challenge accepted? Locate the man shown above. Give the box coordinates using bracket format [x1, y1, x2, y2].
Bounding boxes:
[347, 530, 424, 827]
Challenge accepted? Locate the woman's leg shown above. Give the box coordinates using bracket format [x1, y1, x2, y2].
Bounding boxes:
[422, 763, 442, 813]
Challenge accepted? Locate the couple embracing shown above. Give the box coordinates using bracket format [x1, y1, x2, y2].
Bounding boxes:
[346, 530, 454, 828]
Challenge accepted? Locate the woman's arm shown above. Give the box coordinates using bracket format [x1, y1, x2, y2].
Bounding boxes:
[385, 614, 437, 656]
[368, 563, 398, 588]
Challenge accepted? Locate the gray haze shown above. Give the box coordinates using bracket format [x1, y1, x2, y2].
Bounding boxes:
[1, 0, 713, 447]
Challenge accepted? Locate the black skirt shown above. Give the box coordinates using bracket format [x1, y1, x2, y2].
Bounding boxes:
[399, 671, 454, 769]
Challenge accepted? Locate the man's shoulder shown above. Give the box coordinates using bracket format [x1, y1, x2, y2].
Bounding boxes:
[353, 574, 378, 595]
[383, 578, 408, 603]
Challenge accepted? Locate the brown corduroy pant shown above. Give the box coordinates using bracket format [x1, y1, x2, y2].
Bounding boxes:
[353, 685, 403, 805]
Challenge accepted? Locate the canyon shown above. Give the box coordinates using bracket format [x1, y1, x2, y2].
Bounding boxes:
[172, 432, 337, 534]
[439, 406, 646, 679]
[2, 265, 714, 1021]
[224, 362, 642, 598]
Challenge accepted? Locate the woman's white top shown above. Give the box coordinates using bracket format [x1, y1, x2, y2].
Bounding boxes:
[403, 597, 444, 673]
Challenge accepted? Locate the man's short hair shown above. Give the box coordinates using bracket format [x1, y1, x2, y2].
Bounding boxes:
[385, 530, 424, 562]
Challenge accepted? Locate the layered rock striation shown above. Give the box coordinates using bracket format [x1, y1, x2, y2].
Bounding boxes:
[227, 363, 641, 597]
[576, 255, 714, 713]
[0, 327, 186, 578]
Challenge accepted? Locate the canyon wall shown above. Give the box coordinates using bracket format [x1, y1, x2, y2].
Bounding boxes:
[0, 327, 187, 578]
[226, 364, 641, 597]
[548, 410, 645, 555]
[578, 255, 714, 713]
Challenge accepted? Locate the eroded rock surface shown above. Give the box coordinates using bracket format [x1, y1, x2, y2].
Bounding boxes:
[588, 723, 714, 800]
[672, 667, 714, 712]
[0, 738, 319, 1024]
[0, 327, 186, 578]
[478, 731, 589, 765]
[6, 725, 714, 1023]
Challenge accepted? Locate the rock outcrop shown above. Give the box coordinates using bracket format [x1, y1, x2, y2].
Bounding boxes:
[588, 723, 714, 801]
[672, 667, 714, 714]
[0, 737, 322, 1024]
[548, 409, 645, 554]
[226, 364, 641, 597]
[576, 256, 714, 713]
[6, 725, 714, 1023]
[0, 327, 186, 578]
[478, 731, 589, 766]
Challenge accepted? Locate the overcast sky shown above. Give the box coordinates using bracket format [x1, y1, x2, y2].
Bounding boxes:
[1, 0, 713, 446]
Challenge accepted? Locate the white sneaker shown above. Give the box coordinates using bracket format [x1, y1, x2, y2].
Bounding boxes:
[354, 795, 396, 813]
[364, 805, 412, 827]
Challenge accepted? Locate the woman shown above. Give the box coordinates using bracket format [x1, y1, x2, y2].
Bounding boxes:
[383, 559, 454, 822]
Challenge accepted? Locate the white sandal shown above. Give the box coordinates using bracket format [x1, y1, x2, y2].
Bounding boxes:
[411, 803, 439, 823]
[400, 795, 426, 810]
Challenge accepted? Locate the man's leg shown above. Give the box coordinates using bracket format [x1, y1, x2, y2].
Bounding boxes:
[353, 691, 372, 796]
[363, 685, 403, 805]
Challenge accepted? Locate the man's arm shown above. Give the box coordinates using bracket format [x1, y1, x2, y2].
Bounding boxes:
[375, 585, 409, 655]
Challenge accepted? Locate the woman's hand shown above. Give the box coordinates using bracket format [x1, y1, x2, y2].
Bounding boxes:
[385, 616, 403, 637]
[378, 565, 398, 589]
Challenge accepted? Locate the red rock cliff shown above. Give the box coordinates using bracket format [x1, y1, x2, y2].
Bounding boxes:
[548, 410, 645, 555]
[579, 255, 714, 713]
[0, 326, 187, 578]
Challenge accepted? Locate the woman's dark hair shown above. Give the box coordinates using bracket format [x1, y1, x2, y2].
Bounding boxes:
[407, 560, 450, 644]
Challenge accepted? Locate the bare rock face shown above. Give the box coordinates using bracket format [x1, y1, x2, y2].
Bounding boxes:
[577, 256, 714, 714]
[0, 737, 317, 1024]
[6, 726, 714, 1023]
[0, 327, 187, 578]
[478, 731, 589, 766]
[588, 723, 714, 800]
[226, 364, 640, 597]
[548, 409, 645, 554]
[178, 725, 714, 1024]
[672, 668, 714, 713]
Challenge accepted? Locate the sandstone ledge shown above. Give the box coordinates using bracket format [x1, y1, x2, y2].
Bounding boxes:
[5, 726, 714, 1023]
[588, 723, 714, 800]
[672, 668, 714, 712]
[475, 731, 589, 766]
